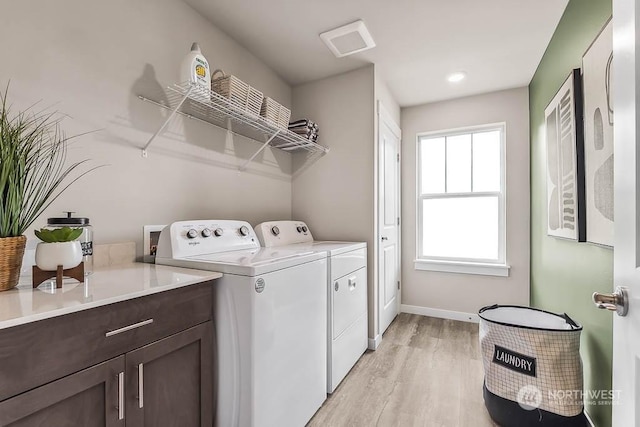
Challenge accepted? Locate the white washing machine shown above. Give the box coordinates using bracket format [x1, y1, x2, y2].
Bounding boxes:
[155, 220, 327, 427]
[255, 220, 367, 393]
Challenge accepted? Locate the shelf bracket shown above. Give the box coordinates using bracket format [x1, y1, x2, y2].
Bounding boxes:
[141, 85, 194, 157]
[238, 129, 281, 171]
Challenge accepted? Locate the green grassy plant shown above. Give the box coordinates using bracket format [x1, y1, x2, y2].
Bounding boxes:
[0, 84, 98, 238]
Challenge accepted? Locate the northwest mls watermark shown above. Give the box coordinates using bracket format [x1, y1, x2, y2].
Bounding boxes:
[550, 389, 621, 406]
[517, 385, 622, 410]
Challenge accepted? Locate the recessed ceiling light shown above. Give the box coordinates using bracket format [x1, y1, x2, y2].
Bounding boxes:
[320, 20, 376, 58]
[447, 72, 467, 83]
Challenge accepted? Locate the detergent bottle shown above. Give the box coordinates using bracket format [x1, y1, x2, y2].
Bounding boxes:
[180, 42, 210, 90]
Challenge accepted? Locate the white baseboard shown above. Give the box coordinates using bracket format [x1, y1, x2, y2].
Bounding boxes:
[401, 304, 479, 323]
[367, 334, 381, 350]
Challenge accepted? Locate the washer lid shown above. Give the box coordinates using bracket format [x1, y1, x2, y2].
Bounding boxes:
[267, 241, 366, 256]
[189, 247, 318, 264]
[156, 247, 327, 276]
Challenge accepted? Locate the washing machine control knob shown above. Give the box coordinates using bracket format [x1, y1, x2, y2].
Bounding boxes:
[186, 229, 198, 239]
[201, 228, 212, 238]
[239, 226, 250, 237]
[296, 226, 303, 233]
[302, 226, 308, 233]
[213, 228, 224, 237]
[271, 226, 280, 236]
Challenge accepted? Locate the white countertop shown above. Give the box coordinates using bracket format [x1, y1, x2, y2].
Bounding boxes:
[0, 263, 222, 330]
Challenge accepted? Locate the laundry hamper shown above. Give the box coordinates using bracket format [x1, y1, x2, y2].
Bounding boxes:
[478, 305, 588, 427]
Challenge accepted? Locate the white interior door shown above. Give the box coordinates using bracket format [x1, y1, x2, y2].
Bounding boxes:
[378, 102, 401, 337]
[603, 1, 640, 425]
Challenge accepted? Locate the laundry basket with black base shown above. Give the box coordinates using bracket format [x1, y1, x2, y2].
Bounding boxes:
[478, 305, 588, 427]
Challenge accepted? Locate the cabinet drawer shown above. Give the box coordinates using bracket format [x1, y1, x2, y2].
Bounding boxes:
[0, 281, 213, 402]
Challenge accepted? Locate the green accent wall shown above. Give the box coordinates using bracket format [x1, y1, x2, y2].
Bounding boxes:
[529, 0, 613, 425]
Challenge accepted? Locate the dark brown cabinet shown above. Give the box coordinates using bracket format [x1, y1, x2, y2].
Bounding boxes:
[0, 282, 214, 427]
[0, 356, 125, 427]
[125, 322, 212, 427]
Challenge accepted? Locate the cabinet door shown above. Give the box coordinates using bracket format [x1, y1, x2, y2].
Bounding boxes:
[0, 356, 125, 427]
[125, 322, 213, 427]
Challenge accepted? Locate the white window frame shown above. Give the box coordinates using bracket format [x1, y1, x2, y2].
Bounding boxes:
[414, 122, 510, 277]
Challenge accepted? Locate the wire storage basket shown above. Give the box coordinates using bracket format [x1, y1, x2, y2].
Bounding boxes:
[211, 69, 263, 117]
[478, 305, 588, 427]
[260, 97, 291, 130]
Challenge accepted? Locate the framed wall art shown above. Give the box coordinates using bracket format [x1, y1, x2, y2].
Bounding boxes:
[544, 69, 586, 241]
[582, 19, 613, 247]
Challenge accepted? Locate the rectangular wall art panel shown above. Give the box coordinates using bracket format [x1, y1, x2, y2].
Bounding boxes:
[544, 69, 586, 241]
[582, 20, 614, 247]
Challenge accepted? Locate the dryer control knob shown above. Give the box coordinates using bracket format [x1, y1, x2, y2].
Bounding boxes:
[302, 226, 308, 233]
[296, 226, 303, 233]
[239, 226, 250, 237]
[271, 226, 280, 236]
[213, 228, 224, 237]
[201, 228, 212, 238]
[186, 229, 198, 239]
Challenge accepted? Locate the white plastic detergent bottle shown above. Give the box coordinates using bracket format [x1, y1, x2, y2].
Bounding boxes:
[180, 42, 211, 90]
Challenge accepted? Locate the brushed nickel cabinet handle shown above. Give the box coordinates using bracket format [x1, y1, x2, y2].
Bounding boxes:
[106, 319, 154, 337]
[117, 371, 125, 420]
[138, 363, 144, 408]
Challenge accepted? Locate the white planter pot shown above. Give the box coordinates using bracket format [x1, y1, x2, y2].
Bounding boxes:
[35, 241, 83, 271]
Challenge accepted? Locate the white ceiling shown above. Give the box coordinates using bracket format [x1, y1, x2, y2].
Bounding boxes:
[184, 0, 569, 107]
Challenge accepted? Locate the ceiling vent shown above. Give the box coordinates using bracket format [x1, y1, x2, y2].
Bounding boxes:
[319, 20, 376, 58]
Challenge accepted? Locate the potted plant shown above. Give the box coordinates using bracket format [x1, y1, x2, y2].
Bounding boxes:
[34, 227, 83, 271]
[0, 85, 95, 291]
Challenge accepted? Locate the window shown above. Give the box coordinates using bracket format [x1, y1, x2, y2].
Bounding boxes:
[415, 123, 508, 276]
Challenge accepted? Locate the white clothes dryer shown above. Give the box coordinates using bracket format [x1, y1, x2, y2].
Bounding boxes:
[255, 220, 367, 393]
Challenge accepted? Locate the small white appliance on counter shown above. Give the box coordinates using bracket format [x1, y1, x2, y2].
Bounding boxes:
[155, 220, 327, 427]
[255, 220, 367, 393]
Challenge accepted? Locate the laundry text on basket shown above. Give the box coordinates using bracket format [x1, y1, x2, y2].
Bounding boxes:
[492, 345, 537, 377]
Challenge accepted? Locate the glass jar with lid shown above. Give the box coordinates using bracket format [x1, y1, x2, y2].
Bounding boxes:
[46, 212, 93, 275]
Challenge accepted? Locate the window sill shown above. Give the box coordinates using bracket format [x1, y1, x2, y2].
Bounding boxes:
[414, 259, 510, 277]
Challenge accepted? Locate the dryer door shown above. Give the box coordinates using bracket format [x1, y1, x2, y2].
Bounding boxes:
[332, 267, 368, 339]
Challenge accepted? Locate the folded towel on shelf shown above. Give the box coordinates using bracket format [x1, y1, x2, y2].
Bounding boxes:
[289, 119, 318, 130]
[289, 125, 317, 134]
[290, 127, 316, 136]
[289, 118, 315, 128]
[291, 129, 319, 142]
[288, 118, 319, 142]
[288, 119, 307, 127]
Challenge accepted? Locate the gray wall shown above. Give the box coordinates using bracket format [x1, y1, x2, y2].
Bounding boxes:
[375, 73, 401, 125]
[401, 87, 531, 315]
[292, 65, 378, 338]
[0, 0, 294, 254]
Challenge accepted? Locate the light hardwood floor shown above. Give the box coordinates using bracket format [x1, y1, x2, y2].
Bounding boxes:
[308, 314, 498, 427]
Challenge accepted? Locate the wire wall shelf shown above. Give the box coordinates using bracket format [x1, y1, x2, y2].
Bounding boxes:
[139, 82, 328, 170]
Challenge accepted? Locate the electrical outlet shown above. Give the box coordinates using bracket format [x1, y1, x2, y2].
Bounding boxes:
[143, 225, 166, 263]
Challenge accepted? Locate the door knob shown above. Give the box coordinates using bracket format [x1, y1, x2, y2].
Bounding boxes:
[593, 286, 629, 316]
[381, 236, 388, 241]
